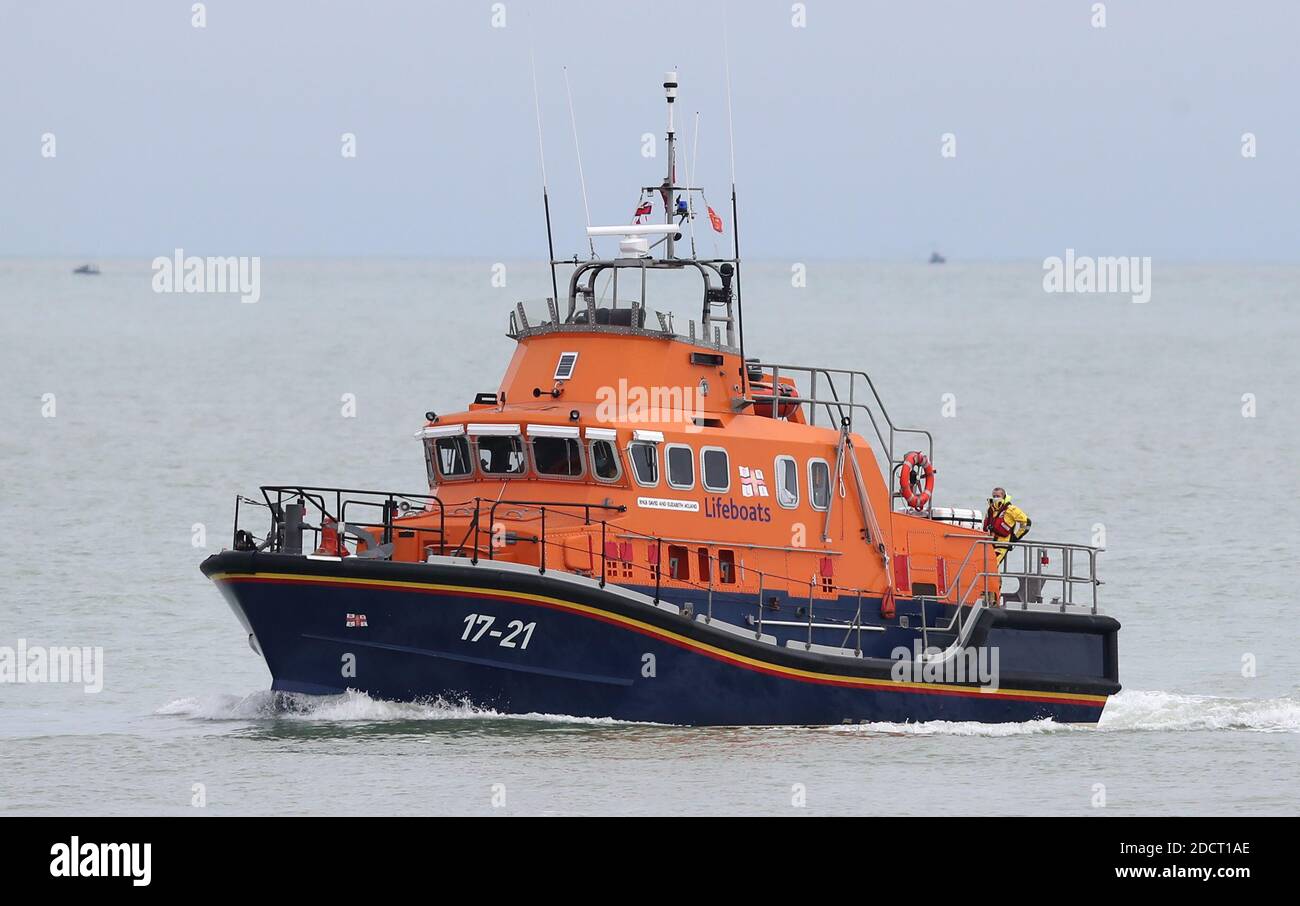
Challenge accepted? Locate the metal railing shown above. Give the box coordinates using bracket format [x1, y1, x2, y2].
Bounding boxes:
[229, 487, 1102, 661]
[948, 535, 1102, 612]
[507, 297, 679, 341]
[911, 535, 1104, 653]
[239, 485, 446, 556]
[256, 490, 883, 652]
[476, 498, 626, 575]
[582, 529, 878, 654]
[745, 362, 933, 493]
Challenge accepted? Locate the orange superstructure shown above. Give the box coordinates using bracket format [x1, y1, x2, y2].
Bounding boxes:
[384, 302, 999, 615]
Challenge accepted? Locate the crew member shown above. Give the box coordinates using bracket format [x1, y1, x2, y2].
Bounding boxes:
[983, 487, 1031, 568]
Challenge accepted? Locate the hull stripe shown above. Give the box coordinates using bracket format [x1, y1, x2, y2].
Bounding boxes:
[212, 571, 1107, 708]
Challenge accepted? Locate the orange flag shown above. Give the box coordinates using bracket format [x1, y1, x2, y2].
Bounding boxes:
[707, 206, 724, 233]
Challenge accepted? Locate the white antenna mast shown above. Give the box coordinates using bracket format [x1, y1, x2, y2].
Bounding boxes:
[723, 21, 737, 188]
[528, 44, 547, 188]
[563, 66, 596, 257]
[527, 23, 560, 305]
[685, 110, 700, 258]
[722, 4, 747, 392]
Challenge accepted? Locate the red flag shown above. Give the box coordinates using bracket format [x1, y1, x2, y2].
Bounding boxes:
[634, 202, 652, 219]
[707, 206, 724, 233]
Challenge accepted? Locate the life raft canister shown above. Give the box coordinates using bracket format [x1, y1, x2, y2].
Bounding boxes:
[315, 516, 350, 557]
[749, 379, 798, 419]
[899, 451, 935, 511]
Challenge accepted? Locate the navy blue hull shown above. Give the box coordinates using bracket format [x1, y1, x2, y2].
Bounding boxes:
[201, 551, 1120, 726]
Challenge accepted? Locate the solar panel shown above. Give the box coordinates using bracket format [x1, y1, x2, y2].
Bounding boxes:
[554, 352, 578, 380]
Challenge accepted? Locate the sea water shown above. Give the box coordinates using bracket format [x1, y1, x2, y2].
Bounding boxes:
[2, 258, 1297, 815]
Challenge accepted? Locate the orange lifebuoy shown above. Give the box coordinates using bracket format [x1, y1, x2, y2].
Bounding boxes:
[899, 451, 935, 511]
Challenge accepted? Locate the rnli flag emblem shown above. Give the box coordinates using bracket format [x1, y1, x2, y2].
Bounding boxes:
[738, 466, 769, 498]
[345, 613, 368, 628]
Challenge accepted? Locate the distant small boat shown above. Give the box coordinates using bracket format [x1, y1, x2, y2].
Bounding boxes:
[73, 264, 100, 275]
[928, 251, 946, 264]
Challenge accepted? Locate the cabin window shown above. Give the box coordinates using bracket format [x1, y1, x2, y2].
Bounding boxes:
[701, 447, 730, 492]
[809, 458, 831, 510]
[666, 444, 695, 490]
[667, 544, 690, 580]
[775, 455, 799, 508]
[629, 441, 659, 486]
[718, 549, 736, 584]
[433, 435, 472, 479]
[476, 434, 527, 476]
[531, 436, 584, 478]
[697, 547, 712, 584]
[589, 439, 622, 481]
[423, 440, 438, 486]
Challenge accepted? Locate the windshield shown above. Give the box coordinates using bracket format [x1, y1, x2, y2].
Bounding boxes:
[476, 435, 526, 475]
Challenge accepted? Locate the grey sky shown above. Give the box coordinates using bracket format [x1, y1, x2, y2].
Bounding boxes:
[2, 0, 1296, 261]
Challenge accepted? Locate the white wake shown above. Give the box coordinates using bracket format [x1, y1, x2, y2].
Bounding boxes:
[1097, 688, 1300, 733]
[155, 688, 627, 725]
[156, 688, 1300, 734]
[832, 689, 1300, 737]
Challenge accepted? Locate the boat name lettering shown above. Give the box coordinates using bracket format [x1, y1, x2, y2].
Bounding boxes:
[636, 497, 701, 512]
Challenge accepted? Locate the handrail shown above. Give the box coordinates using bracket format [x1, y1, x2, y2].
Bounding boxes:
[252, 484, 446, 556]
[229, 488, 1103, 659]
[538, 528, 875, 651]
[478, 498, 626, 568]
[906, 535, 1103, 656]
[746, 362, 934, 491]
[934, 535, 1103, 617]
